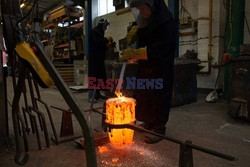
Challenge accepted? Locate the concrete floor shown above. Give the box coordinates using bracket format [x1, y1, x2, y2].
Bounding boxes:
[1, 77, 250, 167]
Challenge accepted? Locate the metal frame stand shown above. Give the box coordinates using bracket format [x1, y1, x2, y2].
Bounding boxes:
[179, 141, 194, 167]
[50, 106, 81, 144]
[85, 105, 237, 167]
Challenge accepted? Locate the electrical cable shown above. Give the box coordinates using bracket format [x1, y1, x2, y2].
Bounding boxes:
[179, 36, 224, 44]
[179, 43, 197, 46]
[16, 0, 38, 27]
[211, 0, 231, 99]
[179, 0, 193, 24]
[244, 14, 250, 35]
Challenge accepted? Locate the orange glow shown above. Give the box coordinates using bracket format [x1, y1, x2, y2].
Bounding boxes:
[115, 90, 122, 98]
[111, 158, 119, 163]
[98, 146, 108, 153]
[105, 93, 136, 147]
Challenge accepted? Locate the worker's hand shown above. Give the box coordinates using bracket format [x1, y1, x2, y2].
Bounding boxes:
[126, 26, 138, 45]
[105, 36, 113, 42]
[120, 47, 147, 61]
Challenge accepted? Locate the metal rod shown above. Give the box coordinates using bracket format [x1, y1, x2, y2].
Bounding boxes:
[34, 40, 97, 166]
[50, 105, 72, 113]
[17, 112, 29, 152]
[29, 107, 50, 148]
[84, 106, 105, 113]
[21, 107, 29, 134]
[28, 106, 42, 150]
[105, 123, 237, 161]
[186, 142, 237, 161]
[208, 0, 213, 60]
[36, 99, 59, 145]
[11, 62, 29, 165]
[27, 73, 44, 131]
[33, 78, 41, 100]
[115, 62, 127, 92]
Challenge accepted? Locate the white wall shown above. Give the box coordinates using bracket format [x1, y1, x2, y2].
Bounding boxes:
[95, 9, 135, 52]
[196, 0, 223, 89]
[96, 0, 249, 89]
[179, 0, 198, 57]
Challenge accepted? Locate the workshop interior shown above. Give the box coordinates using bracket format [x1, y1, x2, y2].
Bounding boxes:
[0, 0, 250, 166]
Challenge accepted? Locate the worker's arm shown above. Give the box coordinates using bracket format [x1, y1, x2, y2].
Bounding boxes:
[126, 25, 138, 45]
[120, 47, 147, 61]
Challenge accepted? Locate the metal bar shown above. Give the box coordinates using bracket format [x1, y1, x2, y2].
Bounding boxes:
[179, 141, 194, 167]
[27, 73, 44, 131]
[0, 51, 8, 145]
[115, 62, 127, 92]
[186, 142, 237, 161]
[50, 105, 72, 113]
[33, 78, 41, 100]
[29, 107, 50, 148]
[17, 112, 29, 152]
[105, 123, 237, 161]
[11, 62, 29, 165]
[36, 99, 59, 145]
[22, 81, 32, 133]
[27, 106, 42, 150]
[84, 106, 105, 113]
[92, 108, 106, 116]
[21, 107, 29, 134]
[85, 105, 237, 161]
[34, 41, 97, 166]
[208, 0, 213, 60]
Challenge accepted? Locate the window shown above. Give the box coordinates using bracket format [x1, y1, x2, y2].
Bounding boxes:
[98, 0, 115, 16]
[98, 0, 128, 16]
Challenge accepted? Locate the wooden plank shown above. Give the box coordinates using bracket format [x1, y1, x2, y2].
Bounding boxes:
[49, 6, 83, 22]
[50, 6, 67, 21]
[70, 22, 83, 28]
[55, 43, 69, 49]
[42, 23, 56, 29]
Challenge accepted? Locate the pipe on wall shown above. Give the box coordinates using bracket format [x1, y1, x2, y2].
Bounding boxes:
[168, 0, 179, 57]
[223, 0, 245, 99]
[197, 0, 213, 74]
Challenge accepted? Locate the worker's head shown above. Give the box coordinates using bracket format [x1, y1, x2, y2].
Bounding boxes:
[97, 19, 110, 31]
[129, 0, 154, 28]
[129, 0, 174, 30]
[130, 0, 153, 18]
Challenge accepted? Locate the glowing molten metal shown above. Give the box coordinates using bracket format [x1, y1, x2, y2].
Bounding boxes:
[105, 91, 136, 147]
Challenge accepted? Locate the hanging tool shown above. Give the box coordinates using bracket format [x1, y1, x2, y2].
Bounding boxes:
[11, 62, 30, 165]
[32, 78, 59, 145]
[2, 0, 97, 166]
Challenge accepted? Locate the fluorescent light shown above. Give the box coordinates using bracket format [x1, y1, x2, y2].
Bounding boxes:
[20, 3, 25, 8]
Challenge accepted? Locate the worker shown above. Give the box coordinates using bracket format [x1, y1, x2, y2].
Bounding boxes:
[121, 0, 176, 144]
[88, 19, 112, 103]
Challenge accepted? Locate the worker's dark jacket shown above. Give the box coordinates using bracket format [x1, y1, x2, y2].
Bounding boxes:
[88, 26, 108, 81]
[135, 0, 176, 128]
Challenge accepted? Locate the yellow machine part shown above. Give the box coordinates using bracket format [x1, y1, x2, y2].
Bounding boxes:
[15, 41, 53, 88]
